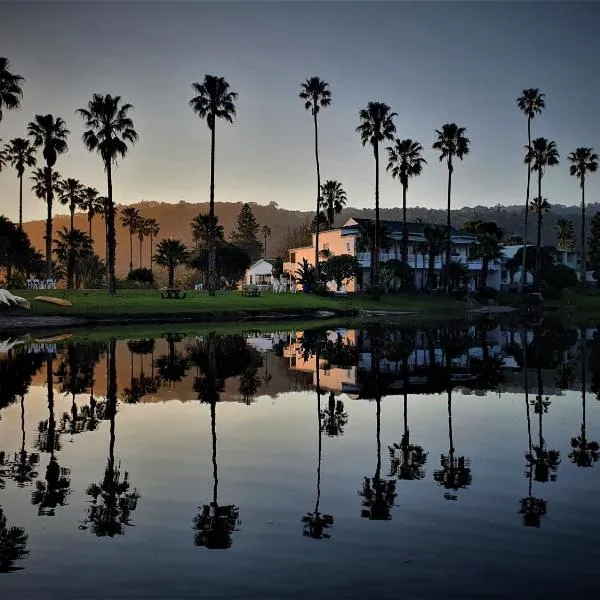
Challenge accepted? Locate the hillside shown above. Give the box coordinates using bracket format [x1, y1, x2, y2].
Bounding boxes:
[21, 200, 597, 277]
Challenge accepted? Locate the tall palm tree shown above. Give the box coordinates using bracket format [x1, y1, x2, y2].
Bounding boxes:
[154, 238, 188, 288]
[136, 217, 150, 269]
[568, 147, 598, 286]
[146, 218, 160, 272]
[191, 213, 224, 249]
[79, 186, 102, 240]
[432, 123, 470, 293]
[517, 89, 545, 292]
[555, 218, 575, 251]
[386, 138, 427, 263]
[530, 196, 551, 282]
[3, 138, 37, 229]
[299, 77, 331, 283]
[120, 206, 139, 273]
[77, 94, 138, 295]
[356, 103, 397, 291]
[189, 75, 238, 297]
[27, 114, 70, 276]
[423, 224, 446, 291]
[57, 178, 84, 232]
[261, 224, 271, 257]
[319, 180, 347, 230]
[0, 57, 24, 123]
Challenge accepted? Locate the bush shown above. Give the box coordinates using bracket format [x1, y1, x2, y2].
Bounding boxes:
[127, 268, 155, 285]
[540, 264, 578, 298]
[7, 272, 27, 289]
[117, 278, 156, 290]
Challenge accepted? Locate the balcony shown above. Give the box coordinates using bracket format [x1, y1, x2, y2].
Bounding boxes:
[356, 252, 499, 271]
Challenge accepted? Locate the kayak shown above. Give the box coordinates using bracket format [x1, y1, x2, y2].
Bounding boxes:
[33, 296, 73, 307]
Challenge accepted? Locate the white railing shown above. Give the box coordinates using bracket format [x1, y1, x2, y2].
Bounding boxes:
[356, 252, 499, 271]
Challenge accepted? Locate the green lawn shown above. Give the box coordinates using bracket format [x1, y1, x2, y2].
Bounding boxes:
[12, 289, 463, 319]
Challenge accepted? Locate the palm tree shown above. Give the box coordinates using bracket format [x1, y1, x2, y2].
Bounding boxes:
[136, 217, 150, 269]
[146, 218, 160, 272]
[0, 57, 24, 123]
[53, 227, 93, 289]
[432, 124, 470, 292]
[154, 238, 188, 288]
[517, 89, 545, 292]
[79, 186, 102, 240]
[356, 102, 397, 291]
[299, 77, 331, 282]
[319, 180, 347, 230]
[27, 114, 70, 276]
[469, 229, 504, 291]
[530, 196, 551, 282]
[555, 218, 575, 251]
[31, 167, 60, 201]
[261, 224, 271, 257]
[3, 138, 37, 229]
[189, 75, 238, 297]
[57, 178, 84, 232]
[568, 147, 598, 286]
[77, 94, 138, 296]
[191, 213, 224, 249]
[386, 138, 427, 263]
[423, 224, 446, 291]
[120, 206, 139, 272]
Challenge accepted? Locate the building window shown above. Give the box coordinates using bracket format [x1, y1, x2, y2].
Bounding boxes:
[346, 242, 351, 252]
[290, 252, 296, 263]
[255, 274, 271, 285]
[323, 243, 329, 251]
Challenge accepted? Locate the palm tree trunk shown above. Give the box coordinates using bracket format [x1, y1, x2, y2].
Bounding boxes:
[264, 232, 267, 258]
[18, 172, 23, 230]
[45, 167, 53, 278]
[536, 209, 542, 284]
[150, 234, 154, 273]
[139, 236, 143, 269]
[128, 231, 133, 272]
[447, 390, 454, 459]
[211, 400, 218, 506]
[106, 161, 117, 296]
[208, 122, 217, 297]
[315, 343, 322, 516]
[445, 160, 452, 294]
[313, 112, 321, 284]
[581, 177, 586, 288]
[481, 257, 489, 291]
[402, 183, 408, 264]
[428, 254, 435, 290]
[70, 204, 75, 233]
[107, 338, 117, 480]
[373, 142, 380, 293]
[581, 334, 587, 441]
[168, 264, 174, 288]
[520, 116, 532, 293]
[88, 214, 93, 239]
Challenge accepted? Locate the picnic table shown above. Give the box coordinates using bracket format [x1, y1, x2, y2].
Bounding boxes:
[241, 284, 261, 297]
[161, 288, 186, 299]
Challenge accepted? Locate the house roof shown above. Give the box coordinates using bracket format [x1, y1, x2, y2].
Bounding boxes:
[343, 217, 472, 238]
[249, 258, 276, 269]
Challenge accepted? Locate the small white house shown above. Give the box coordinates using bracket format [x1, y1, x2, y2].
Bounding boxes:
[245, 259, 277, 287]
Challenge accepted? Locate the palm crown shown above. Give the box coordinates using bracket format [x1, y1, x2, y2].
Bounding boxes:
[3, 137, 36, 177]
[299, 77, 331, 115]
[516, 88, 546, 120]
[27, 114, 69, 168]
[120, 206, 140, 231]
[525, 138, 560, 174]
[356, 102, 397, 151]
[80, 187, 102, 218]
[57, 178, 84, 210]
[192, 213, 224, 247]
[432, 123, 470, 170]
[568, 147, 599, 185]
[189, 75, 238, 129]
[386, 138, 427, 186]
[0, 57, 24, 122]
[530, 196, 550, 215]
[31, 167, 61, 201]
[319, 180, 347, 228]
[555, 218, 575, 250]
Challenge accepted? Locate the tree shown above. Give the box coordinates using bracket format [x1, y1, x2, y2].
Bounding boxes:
[0, 216, 44, 283]
[506, 245, 555, 282]
[261, 224, 271, 257]
[469, 227, 504, 291]
[530, 196, 550, 282]
[27, 114, 70, 276]
[57, 177, 84, 233]
[3, 137, 37, 229]
[356, 102, 397, 292]
[300, 77, 331, 284]
[192, 213, 224, 249]
[587, 212, 600, 283]
[0, 507, 28, 573]
[53, 227, 94, 289]
[146, 218, 160, 273]
[230, 203, 262, 260]
[136, 217, 151, 269]
[423, 224, 446, 290]
[555, 218, 575, 251]
[0, 57, 24, 123]
[77, 94, 138, 295]
[188, 241, 250, 287]
[120, 206, 139, 273]
[319, 180, 347, 230]
[517, 88, 545, 292]
[190, 75, 238, 297]
[274, 223, 312, 260]
[154, 238, 188, 287]
[79, 186, 103, 240]
[321, 254, 359, 291]
[433, 123, 470, 293]
[568, 147, 598, 286]
[386, 138, 426, 263]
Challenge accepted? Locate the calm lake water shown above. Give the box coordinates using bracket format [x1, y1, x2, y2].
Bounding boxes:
[1, 319, 600, 599]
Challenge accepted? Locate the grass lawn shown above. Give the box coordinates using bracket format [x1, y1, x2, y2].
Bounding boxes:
[11, 288, 463, 319]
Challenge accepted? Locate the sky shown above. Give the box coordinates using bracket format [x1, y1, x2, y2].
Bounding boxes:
[1, 0, 599, 223]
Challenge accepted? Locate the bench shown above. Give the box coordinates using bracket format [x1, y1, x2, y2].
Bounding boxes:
[161, 288, 186, 299]
[241, 284, 261, 297]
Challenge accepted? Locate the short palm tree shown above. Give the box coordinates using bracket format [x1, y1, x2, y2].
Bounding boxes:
[0, 57, 24, 123]
[3, 137, 37, 229]
[79, 186, 102, 239]
[192, 213, 224, 248]
[145, 218, 160, 272]
[469, 230, 504, 291]
[300, 77, 331, 282]
[57, 178, 84, 232]
[154, 238, 188, 288]
[356, 102, 397, 291]
[77, 94, 138, 295]
[120, 206, 140, 272]
[386, 138, 426, 263]
[530, 196, 551, 282]
[53, 227, 93, 289]
[261, 224, 271, 257]
[517, 89, 545, 292]
[433, 124, 470, 292]
[319, 180, 347, 229]
[189, 75, 238, 297]
[423, 224, 446, 290]
[555, 218, 575, 251]
[27, 114, 70, 276]
[568, 147, 598, 285]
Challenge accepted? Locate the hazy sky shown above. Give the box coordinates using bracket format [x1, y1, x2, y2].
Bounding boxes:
[1, 0, 599, 223]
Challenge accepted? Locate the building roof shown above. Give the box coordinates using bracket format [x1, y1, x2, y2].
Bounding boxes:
[249, 258, 276, 269]
[343, 217, 472, 238]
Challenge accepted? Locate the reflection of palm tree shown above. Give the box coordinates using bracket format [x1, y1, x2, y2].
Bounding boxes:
[81, 340, 140, 537]
[570, 339, 599, 467]
[321, 391, 348, 438]
[10, 396, 40, 486]
[238, 367, 261, 405]
[155, 334, 188, 388]
[0, 507, 28, 573]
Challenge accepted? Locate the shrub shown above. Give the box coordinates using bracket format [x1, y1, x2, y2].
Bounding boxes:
[127, 268, 155, 285]
[540, 264, 578, 299]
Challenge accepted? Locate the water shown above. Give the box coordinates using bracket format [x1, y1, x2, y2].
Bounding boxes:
[1, 319, 600, 599]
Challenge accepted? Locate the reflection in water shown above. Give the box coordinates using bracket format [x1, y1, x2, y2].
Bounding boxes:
[0, 507, 28, 573]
